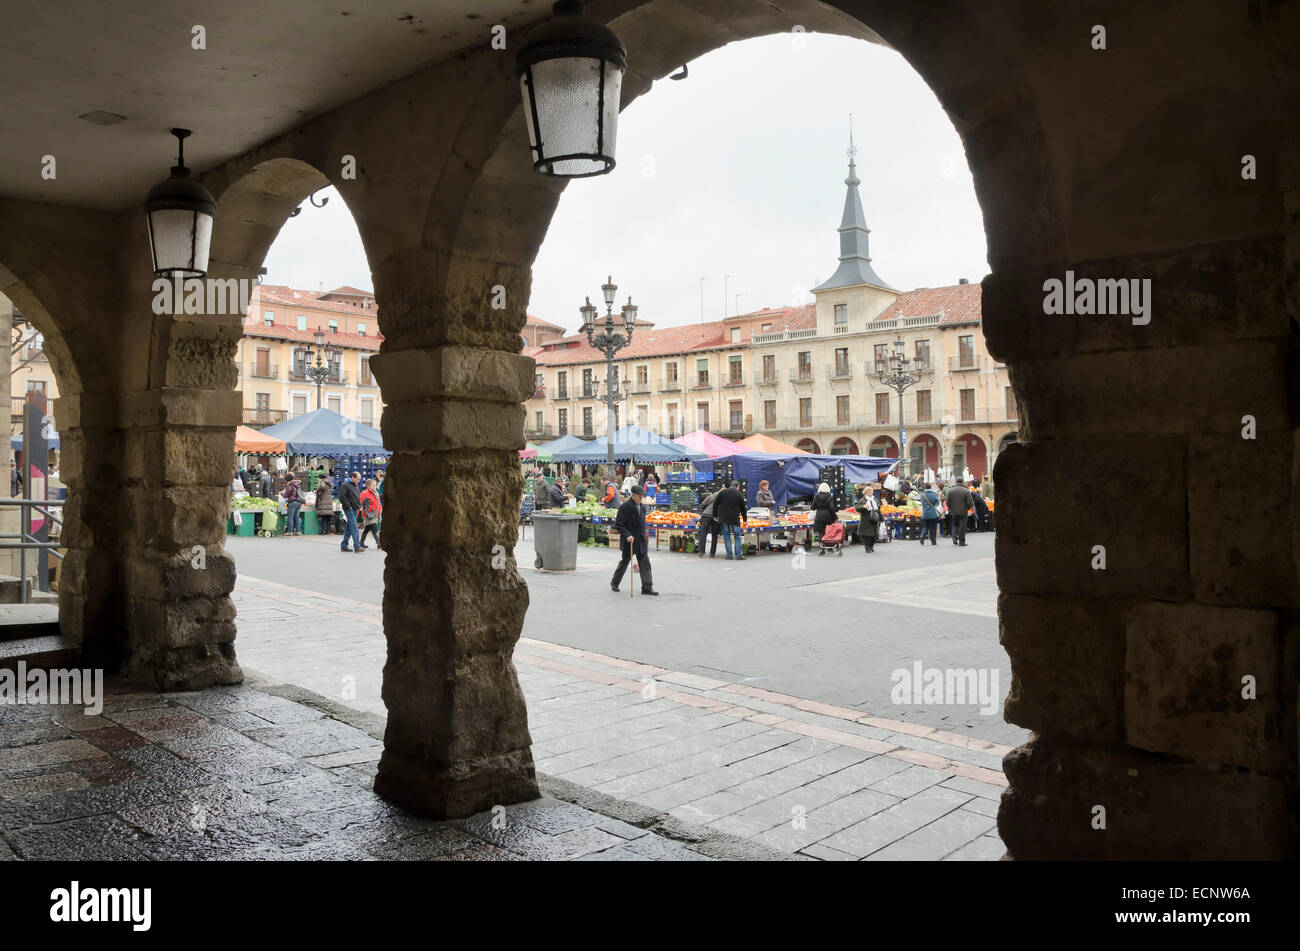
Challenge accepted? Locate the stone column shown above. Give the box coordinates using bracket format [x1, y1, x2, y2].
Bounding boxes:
[369, 251, 538, 818]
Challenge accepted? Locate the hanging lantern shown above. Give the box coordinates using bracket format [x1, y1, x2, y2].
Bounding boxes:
[144, 128, 215, 278]
[515, 0, 627, 178]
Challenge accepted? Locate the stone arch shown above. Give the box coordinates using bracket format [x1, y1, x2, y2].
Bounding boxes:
[953, 432, 987, 479]
[909, 432, 942, 471]
[868, 434, 898, 457]
[830, 436, 859, 455]
[795, 438, 821, 454]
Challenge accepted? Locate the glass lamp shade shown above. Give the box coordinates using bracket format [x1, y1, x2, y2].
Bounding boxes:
[144, 168, 215, 278]
[516, 1, 626, 178]
[579, 297, 597, 334]
[601, 276, 617, 308]
[621, 298, 637, 330]
[314, 328, 326, 347]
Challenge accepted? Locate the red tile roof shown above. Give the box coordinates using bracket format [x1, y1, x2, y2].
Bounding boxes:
[872, 283, 981, 326]
[530, 304, 815, 367]
[526, 314, 566, 332]
[320, 285, 373, 297]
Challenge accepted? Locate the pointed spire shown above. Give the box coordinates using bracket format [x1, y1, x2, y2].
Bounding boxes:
[814, 118, 892, 292]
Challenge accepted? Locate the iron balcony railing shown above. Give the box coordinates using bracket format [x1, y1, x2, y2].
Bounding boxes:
[248, 363, 279, 379]
[659, 378, 681, 392]
[789, 367, 815, 383]
[949, 355, 982, 372]
[826, 363, 854, 380]
[243, 407, 288, 426]
[754, 370, 779, 386]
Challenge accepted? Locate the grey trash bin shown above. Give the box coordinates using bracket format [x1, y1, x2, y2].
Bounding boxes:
[532, 512, 581, 571]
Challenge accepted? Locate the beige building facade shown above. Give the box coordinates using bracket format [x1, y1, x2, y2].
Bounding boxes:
[525, 149, 1016, 479]
[238, 284, 384, 429]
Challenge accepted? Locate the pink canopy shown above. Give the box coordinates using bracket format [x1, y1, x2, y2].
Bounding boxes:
[519, 448, 538, 459]
[675, 429, 743, 458]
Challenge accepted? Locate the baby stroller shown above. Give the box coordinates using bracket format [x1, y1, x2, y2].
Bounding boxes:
[818, 521, 845, 557]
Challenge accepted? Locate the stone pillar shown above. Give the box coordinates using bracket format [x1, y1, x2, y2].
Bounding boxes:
[368, 251, 538, 818]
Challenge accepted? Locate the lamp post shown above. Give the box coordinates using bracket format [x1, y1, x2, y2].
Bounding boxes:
[877, 335, 921, 477]
[580, 275, 637, 479]
[302, 326, 340, 410]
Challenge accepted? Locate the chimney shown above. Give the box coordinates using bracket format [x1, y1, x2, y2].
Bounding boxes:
[958, 278, 969, 284]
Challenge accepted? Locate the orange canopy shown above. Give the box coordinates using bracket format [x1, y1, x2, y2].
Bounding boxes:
[234, 425, 286, 454]
[734, 433, 810, 455]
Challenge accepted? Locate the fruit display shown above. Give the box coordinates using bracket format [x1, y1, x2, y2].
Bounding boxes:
[646, 511, 696, 527]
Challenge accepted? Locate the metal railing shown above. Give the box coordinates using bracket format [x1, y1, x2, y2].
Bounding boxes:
[0, 498, 64, 604]
[949, 354, 982, 372]
[789, 367, 814, 383]
[826, 363, 854, 380]
[243, 407, 288, 426]
[247, 363, 279, 379]
[659, 379, 681, 392]
[754, 370, 779, 386]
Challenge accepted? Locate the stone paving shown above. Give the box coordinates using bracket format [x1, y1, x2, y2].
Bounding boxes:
[0, 679, 755, 861]
[230, 535, 1011, 861]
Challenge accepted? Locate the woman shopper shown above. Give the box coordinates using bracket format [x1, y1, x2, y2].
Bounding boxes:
[919, 481, 943, 546]
[281, 471, 303, 536]
[315, 475, 336, 535]
[812, 481, 836, 541]
[755, 480, 776, 507]
[359, 477, 383, 549]
[858, 489, 881, 552]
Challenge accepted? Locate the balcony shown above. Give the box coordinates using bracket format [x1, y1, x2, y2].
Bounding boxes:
[949, 355, 983, 372]
[631, 381, 652, 395]
[526, 422, 555, 440]
[532, 384, 546, 399]
[357, 372, 378, 387]
[553, 388, 569, 401]
[579, 386, 598, 399]
[690, 376, 712, 390]
[826, 363, 854, 381]
[789, 367, 815, 384]
[10, 396, 27, 423]
[288, 367, 348, 385]
[248, 363, 279, 380]
[243, 407, 288, 428]
[723, 375, 746, 388]
[659, 378, 681, 392]
[832, 324, 850, 335]
[19, 345, 45, 362]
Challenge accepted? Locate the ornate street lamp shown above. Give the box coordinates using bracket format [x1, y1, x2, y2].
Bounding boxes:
[515, 0, 627, 178]
[302, 326, 340, 410]
[144, 129, 215, 278]
[580, 276, 638, 478]
[877, 335, 921, 477]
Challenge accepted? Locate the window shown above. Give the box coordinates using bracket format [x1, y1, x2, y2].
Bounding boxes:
[696, 358, 709, 387]
[666, 404, 678, 434]
[799, 398, 812, 427]
[534, 372, 544, 397]
[959, 335, 975, 368]
[916, 389, 932, 422]
[666, 362, 678, 382]
[875, 393, 890, 425]
[836, 395, 850, 425]
[637, 405, 649, 427]
[327, 350, 343, 382]
[582, 368, 594, 396]
[834, 347, 849, 376]
[729, 400, 743, 431]
[762, 354, 775, 382]
[360, 355, 372, 385]
[834, 303, 847, 325]
[636, 365, 648, 390]
[359, 398, 375, 426]
[730, 327, 741, 343]
[764, 400, 776, 429]
[328, 319, 338, 333]
[263, 310, 275, 326]
[761, 323, 772, 333]
[26, 380, 47, 395]
[535, 411, 543, 431]
[327, 395, 343, 415]
[296, 315, 307, 331]
[255, 393, 270, 411]
[254, 347, 271, 376]
[915, 339, 930, 369]
[558, 408, 568, 434]
[873, 343, 890, 374]
[696, 402, 710, 430]
[729, 355, 743, 384]
[557, 371, 567, 399]
[357, 322, 367, 336]
[583, 407, 593, 436]
[1006, 386, 1018, 420]
[797, 351, 811, 378]
[960, 388, 976, 420]
[292, 393, 307, 416]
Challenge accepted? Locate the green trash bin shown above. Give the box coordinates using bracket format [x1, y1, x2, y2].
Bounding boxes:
[234, 509, 257, 537]
[302, 510, 319, 535]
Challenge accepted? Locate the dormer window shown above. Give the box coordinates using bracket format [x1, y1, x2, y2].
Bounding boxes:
[357, 322, 367, 337]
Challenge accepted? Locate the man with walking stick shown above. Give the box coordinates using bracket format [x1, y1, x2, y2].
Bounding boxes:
[610, 483, 658, 596]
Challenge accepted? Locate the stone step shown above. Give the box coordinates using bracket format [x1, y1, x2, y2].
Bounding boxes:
[0, 603, 61, 641]
[0, 573, 58, 605]
[0, 633, 79, 671]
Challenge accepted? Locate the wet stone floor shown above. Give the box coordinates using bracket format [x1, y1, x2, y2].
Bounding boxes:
[0, 679, 740, 861]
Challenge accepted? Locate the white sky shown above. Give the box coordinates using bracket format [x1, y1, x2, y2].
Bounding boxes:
[261, 32, 988, 333]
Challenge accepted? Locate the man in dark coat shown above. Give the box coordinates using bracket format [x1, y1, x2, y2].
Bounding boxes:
[610, 484, 657, 595]
[970, 478, 990, 532]
[258, 466, 272, 499]
[548, 479, 566, 508]
[337, 471, 364, 553]
[946, 478, 973, 547]
[713, 480, 748, 560]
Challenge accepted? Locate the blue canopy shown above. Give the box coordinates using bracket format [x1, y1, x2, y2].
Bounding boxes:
[535, 433, 591, 455]
[551, 425, 709, 464]
[258, 408, 390, 459]
[11, 430, 59, 450]
[699, 451, 898, 505]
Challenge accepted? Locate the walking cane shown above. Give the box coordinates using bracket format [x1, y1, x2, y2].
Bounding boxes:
[627, 533, 635, 599]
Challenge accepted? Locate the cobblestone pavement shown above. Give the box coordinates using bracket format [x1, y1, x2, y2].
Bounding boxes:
[231, 535, 1012, 861]
[0, 680, 738, 861]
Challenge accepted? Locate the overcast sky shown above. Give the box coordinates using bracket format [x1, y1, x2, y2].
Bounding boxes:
[261, 32, 988, 333]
